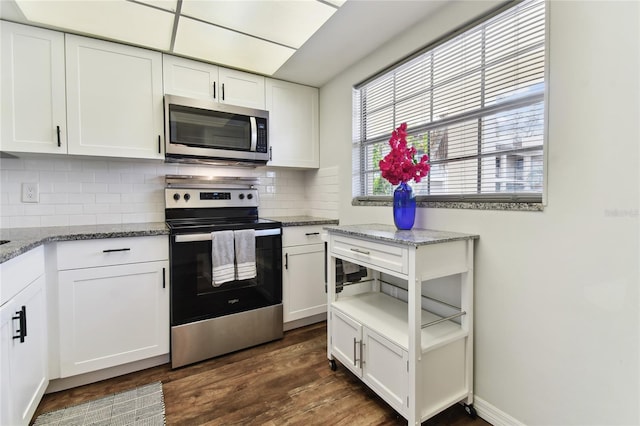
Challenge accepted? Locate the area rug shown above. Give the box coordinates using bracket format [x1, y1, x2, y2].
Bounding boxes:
[33, 381, 165, 426]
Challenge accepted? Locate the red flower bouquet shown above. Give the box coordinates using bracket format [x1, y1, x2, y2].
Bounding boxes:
[379, 123, 430, 185]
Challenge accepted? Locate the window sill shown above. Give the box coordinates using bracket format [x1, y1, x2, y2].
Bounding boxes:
[352, 197, 544, 212]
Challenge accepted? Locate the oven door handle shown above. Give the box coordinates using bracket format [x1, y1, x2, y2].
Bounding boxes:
[174, 228, 281, 243]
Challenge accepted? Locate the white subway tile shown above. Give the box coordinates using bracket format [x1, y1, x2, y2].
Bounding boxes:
[82, 183, 108, 193]
[67, 171, 95, 183]
[69, 193, 95, 204]
[41, 215, 70, 227]
[54, 182, 83, 193]
[55, 204, 83, 215]
[120, 173, 144, 184]
[39, 171, 68, 183]
[96, 213, 122, 224]
[24, 204, 56, 216]
[83, 204, 110, 214]
[95, 172, 121, 183]
[82, 160, 109, 171]
[0, 158, 25, 170]
[108, 183, 133, 193]
[24, 158, 55, 171]
[96, 193, 121, 204]
[40, 193, 69, 204]
[7, 216, 41, 227]
[68, 215, 97, 226]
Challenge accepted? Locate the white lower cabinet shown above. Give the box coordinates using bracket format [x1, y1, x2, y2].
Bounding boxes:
[0, 247, 48, 426]
[331, 308, 408, 415]
[56, 236, 169, 377]
[282, 226, 326, 324]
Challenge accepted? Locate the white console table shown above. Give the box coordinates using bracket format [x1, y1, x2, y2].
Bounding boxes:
[325, 224, 478, 425]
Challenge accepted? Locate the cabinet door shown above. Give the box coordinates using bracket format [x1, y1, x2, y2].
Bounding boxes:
[0, 21, 66, 154]
[65, 35, 164, 159]
[283, 243, 326, 322]
[58, 261, 169, 377]
[363, 328, 408, 416]
[163, 54, 218, 100]
[266, 79, 319, 168]
[330, 309, 362, 376]
[0, 275, 48, 426]
[218, 67, 265, 109]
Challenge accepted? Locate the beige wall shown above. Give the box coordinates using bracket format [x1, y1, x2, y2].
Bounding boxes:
[319, 1, 639, 424]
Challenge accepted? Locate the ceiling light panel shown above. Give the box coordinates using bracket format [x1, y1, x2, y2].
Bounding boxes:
[14, 0, 174, 50]
[180, 0, 339, 49]
[130, 0, 178, 12]
[174, 16, 296, 75]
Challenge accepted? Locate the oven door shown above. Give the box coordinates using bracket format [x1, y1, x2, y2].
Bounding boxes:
[170, 228, 282, 326]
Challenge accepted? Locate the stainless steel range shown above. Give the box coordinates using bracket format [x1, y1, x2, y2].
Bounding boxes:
[165, 175, 283, 368]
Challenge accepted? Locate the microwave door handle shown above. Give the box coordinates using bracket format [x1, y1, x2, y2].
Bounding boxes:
[249, 116, 257, 152]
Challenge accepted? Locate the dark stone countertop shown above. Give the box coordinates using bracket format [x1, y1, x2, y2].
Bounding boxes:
[0, 223, 169, 264]
[266, 216, 339, 227]
[323, 223, 478, 247]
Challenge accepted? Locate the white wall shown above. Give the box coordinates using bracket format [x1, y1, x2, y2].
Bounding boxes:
[319, 1, 639, 425]
[0, 156, 339, 228]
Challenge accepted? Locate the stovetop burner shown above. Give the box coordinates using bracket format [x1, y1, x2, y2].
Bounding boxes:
[164, 176, 280, 233]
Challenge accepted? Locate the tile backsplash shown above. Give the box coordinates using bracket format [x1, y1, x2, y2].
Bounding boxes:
[0, 156, 339, 228]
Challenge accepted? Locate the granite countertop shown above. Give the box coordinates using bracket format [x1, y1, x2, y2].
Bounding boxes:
[0, 222, 169, 264]
[266, 215, 339, 227]
[323, 223, 479, 247]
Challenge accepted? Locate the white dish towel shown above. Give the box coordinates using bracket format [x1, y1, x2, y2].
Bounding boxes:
[211, 230, 235, 287]
[234, 229, 256, 280]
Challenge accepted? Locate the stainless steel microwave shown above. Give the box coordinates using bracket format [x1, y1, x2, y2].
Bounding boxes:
[164, 95, 269, 165]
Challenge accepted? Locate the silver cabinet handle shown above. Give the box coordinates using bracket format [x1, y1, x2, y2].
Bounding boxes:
[350, 248, 370, 255]
[353, 337, 357, 367]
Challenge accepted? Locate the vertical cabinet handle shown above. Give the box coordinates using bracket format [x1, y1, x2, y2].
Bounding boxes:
[56, 125, 61, 147]
[12, 306, 26, 343]
[162, 267, 166, 289]
[158, 135, 161, 154]
[284, 253, 288, 270]
[222, 83, 225, 101]
[269, 146, 273, 161]
[213, 82, 216, 99]
[353, 337, 358, 367]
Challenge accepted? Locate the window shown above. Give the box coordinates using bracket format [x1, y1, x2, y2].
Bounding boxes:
[352, 0, 546, 204]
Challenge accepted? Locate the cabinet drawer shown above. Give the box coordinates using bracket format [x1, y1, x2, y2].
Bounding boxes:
[331, 235, 407, 274]
[56, 236, 168, 270]
[0, 246, 45, 306]
[282, 225, 324, 247]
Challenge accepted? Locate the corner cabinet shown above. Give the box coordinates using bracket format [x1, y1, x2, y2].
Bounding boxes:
[0, 21, 67, 155]
[0, 246, 48, 426]
[65, 35, 164, 159]
[326, 225, 478, 425]
[266, 79, 319, 169]
[163, 54, 265, 109]
[56, 236, 169, 378]
[282, 225, 326, 325]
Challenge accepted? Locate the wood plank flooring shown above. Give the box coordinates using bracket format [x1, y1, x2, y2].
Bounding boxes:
[32, 322, 490, 425]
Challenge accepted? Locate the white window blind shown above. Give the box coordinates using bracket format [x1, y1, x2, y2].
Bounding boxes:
[353, 0, 546, 202]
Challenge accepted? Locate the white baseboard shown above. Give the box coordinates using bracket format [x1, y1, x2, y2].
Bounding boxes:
[474, 396, 525, 426]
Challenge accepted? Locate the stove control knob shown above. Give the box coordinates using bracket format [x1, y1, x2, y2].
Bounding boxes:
[173, 193, 180, 201]
[247, 193, 253, 200]
[239, 193, 245, 200]
[184, 193, 191, 202]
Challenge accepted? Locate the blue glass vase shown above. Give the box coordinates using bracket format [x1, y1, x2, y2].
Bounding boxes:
[393, 181, 416, 230]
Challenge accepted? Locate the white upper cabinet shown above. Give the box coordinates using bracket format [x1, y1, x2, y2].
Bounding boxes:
[218, 67, 265, 110]
[0, 21, 67, 154]
[163, 55, 265, 109]
[266, 78, 319, 169]
[65, 35, 164, 159]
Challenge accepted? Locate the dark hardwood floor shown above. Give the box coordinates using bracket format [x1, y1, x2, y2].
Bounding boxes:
[33, 322, 490, 425]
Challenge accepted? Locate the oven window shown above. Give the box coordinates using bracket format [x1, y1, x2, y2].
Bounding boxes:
[170, 233, 282, 326]
[169, 105, 251, 151]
